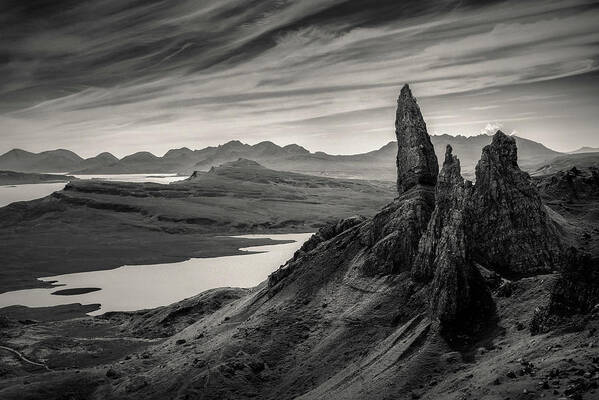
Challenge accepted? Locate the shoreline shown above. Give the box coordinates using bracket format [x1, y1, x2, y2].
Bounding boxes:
[0, 232, 310, 321]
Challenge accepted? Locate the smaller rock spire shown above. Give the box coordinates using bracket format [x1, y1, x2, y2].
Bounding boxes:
[484, 130, 518, 168]
[438, 145, 462, 186]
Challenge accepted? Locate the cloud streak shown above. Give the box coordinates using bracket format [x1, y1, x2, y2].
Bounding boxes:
[0, 0, 598, 156]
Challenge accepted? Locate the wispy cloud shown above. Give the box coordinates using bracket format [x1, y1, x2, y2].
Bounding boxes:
[0, 0, 598, 156]
[470, 105, 500, 111]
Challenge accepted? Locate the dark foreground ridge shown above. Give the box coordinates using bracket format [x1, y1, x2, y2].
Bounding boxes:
[1, 85, 598, 400]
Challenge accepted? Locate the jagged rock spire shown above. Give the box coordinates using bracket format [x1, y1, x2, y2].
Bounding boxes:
[475, 130, 518, 179]
[395, 84, 439, 194]
[439, 145, 462, 186]
[468, 130, 563, 276]
[413, 145, 466, 281]
[413, 144, 495, 339]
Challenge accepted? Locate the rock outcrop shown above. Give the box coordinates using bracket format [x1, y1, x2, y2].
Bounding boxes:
[530, 248, 599, 334]
[467, 131, 563, 277]
[413, 145, 468, 281]
[361, 186, 435, 275]
[395, 84, 439, 194]
[360, 84, 438, 275]
[414, 145, 495, 339]
[547, 249, 599, 316]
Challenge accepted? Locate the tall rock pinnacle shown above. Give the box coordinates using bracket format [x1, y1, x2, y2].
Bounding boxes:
[468, 130, 563, 277]
[413, 145, 495, 339]
[395, 84, 439, 194]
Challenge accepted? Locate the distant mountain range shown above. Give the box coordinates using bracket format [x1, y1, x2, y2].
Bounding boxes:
[0, 149, 83, 173]
[569, 146, 599, 154]
[530, 152, 599, 176]
[0, 134, 595, 180]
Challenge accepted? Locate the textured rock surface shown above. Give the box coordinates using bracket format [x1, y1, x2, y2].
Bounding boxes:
[468, 131, 563, 277]
[361, 186, 435, 275]
[546, 248, 599, 316]
[268, 215, 366, 289]
[414, 145, 495, 338]
[413, 145, 468, 281]
[530, 248, 599, 334]
[395, 84, 439, 194]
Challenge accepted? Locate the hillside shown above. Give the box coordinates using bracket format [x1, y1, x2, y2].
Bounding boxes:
[0, 149, 83, 173]
[531, 152, 599, 176]
[570, 146, 599, 154]
[0, 160, 394, 293]
[1, 85, 597, 400]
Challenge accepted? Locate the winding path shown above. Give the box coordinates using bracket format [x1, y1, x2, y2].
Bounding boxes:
[0, 345, 51, 371]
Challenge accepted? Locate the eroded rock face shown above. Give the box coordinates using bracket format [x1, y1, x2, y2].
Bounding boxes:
[413, 145, 469, 281]
[546, 249, 599, 315]
[358, 85, 439, 275]
[413, 145, 495, 338]
[395, 84, 439, 194]
[468, 131, 563, 277]
[361, 186, 435, 275]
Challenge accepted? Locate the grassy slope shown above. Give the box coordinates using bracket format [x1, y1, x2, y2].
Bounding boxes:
[0, 161, 395, 293]
[531, 152, 599, 176]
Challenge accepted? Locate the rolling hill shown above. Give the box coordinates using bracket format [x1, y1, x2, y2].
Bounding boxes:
[0, 159, 394, 293]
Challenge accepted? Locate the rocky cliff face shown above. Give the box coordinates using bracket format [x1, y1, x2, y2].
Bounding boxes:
[467, 131, 564, 277]
[413, 145, 495, 339]
[357, 84, 439, 276]
[395, 84, 439, 194]
[413, 145, 467, 281]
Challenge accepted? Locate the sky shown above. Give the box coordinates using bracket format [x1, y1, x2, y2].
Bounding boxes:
[0, 0, 598, 157]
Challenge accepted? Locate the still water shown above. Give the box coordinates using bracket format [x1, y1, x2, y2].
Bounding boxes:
[0, 174, 187, 208]
[0, 182, 67, 208]
[0, 233, 311, 315]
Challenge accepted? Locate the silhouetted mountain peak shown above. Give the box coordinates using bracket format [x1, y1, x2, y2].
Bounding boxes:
[94, 152, 118, 161]
[1, 148, 35, 159]
[121, 151, 158, 162]
[282, 144, 309, 154]
[220, 140, 247, 150]
[164, 147, 194, 158]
